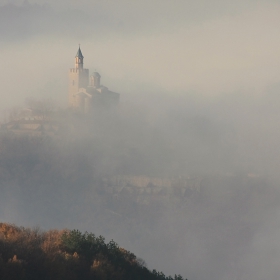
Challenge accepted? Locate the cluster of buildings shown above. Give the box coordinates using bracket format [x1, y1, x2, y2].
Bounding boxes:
[2, 46, 120, 136]
[68, 46, 119, 113]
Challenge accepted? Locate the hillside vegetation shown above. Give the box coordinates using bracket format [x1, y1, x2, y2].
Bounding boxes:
[0, 223, 186, 280]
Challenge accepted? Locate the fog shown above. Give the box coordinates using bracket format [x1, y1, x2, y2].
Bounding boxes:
[1, 1, 280, 280]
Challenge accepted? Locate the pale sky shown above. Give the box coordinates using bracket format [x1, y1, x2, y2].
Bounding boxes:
[0, 0, 280, 108]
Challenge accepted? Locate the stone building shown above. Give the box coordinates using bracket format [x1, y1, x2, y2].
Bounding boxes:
[68, 46, 119, 113]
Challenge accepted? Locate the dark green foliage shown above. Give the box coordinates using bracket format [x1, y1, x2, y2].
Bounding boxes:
[61, 230, 106, 261]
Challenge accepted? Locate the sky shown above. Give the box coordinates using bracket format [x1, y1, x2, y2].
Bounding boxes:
[0, 0, 280, 107]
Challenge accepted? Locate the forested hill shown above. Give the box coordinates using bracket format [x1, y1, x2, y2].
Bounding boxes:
[0, 223, 187, 280]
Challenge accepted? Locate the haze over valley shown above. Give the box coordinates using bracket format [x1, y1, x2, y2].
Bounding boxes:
[1, 1, 280, 280]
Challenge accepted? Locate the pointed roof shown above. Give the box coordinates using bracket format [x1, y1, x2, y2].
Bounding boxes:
[75, 46, 84, 59]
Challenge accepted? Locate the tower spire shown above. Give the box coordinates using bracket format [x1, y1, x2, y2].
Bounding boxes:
[75, 45, 84, 69]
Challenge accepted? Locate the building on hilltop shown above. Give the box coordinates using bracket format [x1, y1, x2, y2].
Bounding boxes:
[68, 46, 119, 113]
[1, 46, 118, 136]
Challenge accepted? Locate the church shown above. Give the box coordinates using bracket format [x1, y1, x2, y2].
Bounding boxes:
[68, 46, 120, 113]
[1, 46, 120, 137]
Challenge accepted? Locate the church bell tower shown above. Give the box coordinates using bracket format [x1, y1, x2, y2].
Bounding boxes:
[68, 46, 89, 109]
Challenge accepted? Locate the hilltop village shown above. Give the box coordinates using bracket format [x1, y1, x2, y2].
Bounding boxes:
[1, 46, 119, 136]
[69, 46, 119, 112]
[0, 47, 263, 199]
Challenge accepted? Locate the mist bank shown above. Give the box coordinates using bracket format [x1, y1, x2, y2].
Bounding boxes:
[1, 1, 280, 279]
[0, 92, 280, 279]
[0, 133, 278, 280]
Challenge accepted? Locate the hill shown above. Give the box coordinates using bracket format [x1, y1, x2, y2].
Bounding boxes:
[0, 223, 187, 280]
